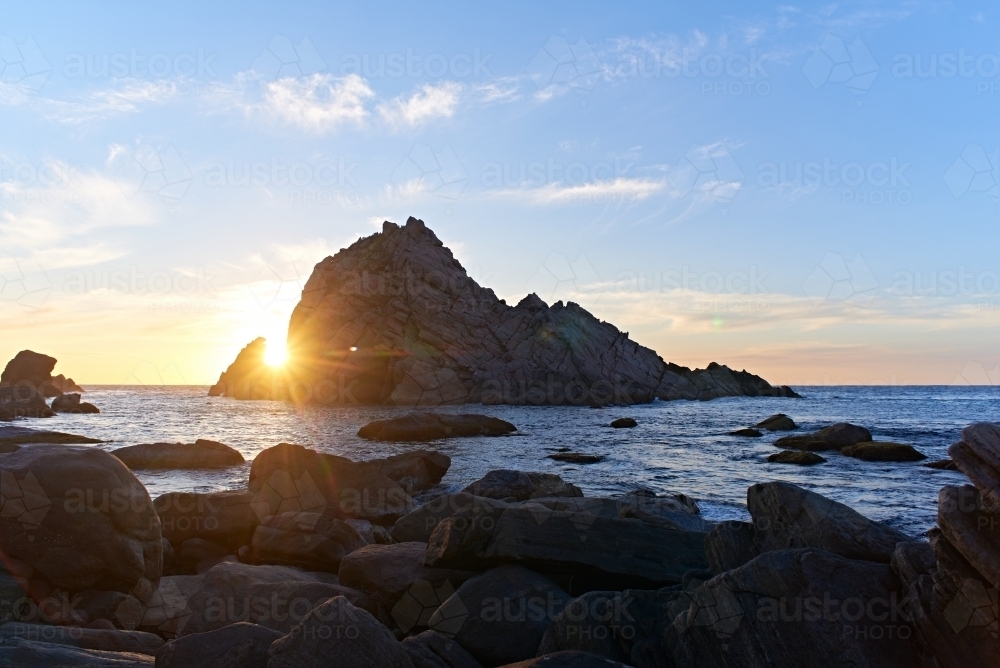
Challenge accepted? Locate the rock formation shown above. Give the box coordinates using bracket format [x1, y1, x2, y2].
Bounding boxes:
[209, 217, 799, 406]
[0, 350, 94, 419]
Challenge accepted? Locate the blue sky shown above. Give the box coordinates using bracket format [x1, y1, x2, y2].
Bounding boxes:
[1, 0, 998, 385]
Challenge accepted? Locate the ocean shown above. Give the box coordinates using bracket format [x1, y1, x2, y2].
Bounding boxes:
[33, 385, 996, 538]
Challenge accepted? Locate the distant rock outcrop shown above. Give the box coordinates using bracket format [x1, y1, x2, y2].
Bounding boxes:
[0, 350, 93, 419]
[209, 217, 799, 406]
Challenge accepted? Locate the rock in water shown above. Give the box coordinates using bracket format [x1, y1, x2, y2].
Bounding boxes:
[767, 450, 825, 465]
[0, 350, 60, 397]
[208, 217, 797, 405]
[747, 481, 909, 563]
[841, 441, 927, 462]
[358, 413, 516, 441]
[773, 422, 872, 451]
[111, 439, 244, 469]
[754, 413, 797, 431]
[0, 446, 162, 602]
[729, 428, 762, 437]
[50, 392, 100, 413]
[0, 425, 101, 446]
[609, 418, 637, 428]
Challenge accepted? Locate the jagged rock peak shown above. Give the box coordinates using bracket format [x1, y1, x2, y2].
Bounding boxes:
[210, 217, 799, 406]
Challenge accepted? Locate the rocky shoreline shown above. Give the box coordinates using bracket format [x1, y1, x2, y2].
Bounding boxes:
[0, 413, 995, 666]
[209, 218, 799, 407]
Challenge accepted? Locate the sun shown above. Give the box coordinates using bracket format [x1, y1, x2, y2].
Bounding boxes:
[263, 341, 288, 367]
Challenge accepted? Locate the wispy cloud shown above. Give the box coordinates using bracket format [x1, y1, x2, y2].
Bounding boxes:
[377, 82, 461, 127]
[508, 177, 667, 204]
[1, 79, 179, 124]
[262, 72, 374, 132]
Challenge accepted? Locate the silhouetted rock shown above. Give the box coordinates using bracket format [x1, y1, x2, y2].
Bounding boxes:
[0, 350, 60, 397]
[50, 374, 84, 393]
[51, 392, 100, 413]
[359, 413, 516, 441]
[705, 521, 759, 573]
[767, 450, 825, 465]
[155, 622, 281, 668]
[754, 413, 797, 431]
[729, 427, 762, 437]
[773, 422, 872, 451]
[402, 630, 483, 668]
[112, 439, 243, 469]
[747, 481, 909, 562]
[609, 418, 636, 428]
[267, 596, 413, 668]
[428, 565, 571, 666]
[210, 218, 798, 406]
[841, 441, 926, 462]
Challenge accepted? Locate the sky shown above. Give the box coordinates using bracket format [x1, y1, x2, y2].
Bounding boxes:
[0, 0, 998, 386]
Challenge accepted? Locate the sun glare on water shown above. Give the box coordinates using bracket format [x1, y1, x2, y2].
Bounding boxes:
[263, 342, 288, 367]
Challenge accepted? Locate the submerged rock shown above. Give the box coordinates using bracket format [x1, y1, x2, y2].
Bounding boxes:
[359, 413, 516, 441]
[210, 218, 797, 406]
[767, 450, 825, 465]
[923, 459, 958, 470]
[841, 441, 926, 462]
[112, 439, 244, 469]
[729, 427, 762, 437]
[609, 417, 637, 428]
[754, 413, 797, 431]
[546, 453, 604, 464]
[773, 422, 872, 451]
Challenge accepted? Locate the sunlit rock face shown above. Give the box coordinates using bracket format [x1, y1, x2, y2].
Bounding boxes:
[210, 217, 798, 406]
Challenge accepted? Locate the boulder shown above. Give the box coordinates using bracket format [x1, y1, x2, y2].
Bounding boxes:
[938, 485, 1000, 588]
[0, 446, 161, 602]
[73, 590, 145, 630]
[0, 623, 163, 655]
[402, 630, 483, 668]
[50, 393, 100, 414]
[111, 440, 243, 470]
[950, 423, 1000, 507]
[747, 481, 909, 563]
[705, 521, 759, 573]
[501, 652, 629, 667]
[535, 591, 631, 663]
[359, 414, 516, 441]
[249, 510, 366, 571]
[728, 428, 761, 437]
[664, 549, 920, 668]
[463, 470, 582, 501]
[155, 491, 261, 551]
[767, 450, 825, 465]
[0, 387, 53, 419]
[754, 413, 796, 431]
[392, 493, 511, 544]
[50, 374, 84, 394]
[426, 505, 709, 587]
[154, 622, 281, 668]
[0, 638, 154, 666]
[267, 596, 414, 668]
[609, 418, 636, 429]
[141, 561, 372, 637]
[248, 443, 415, 523]
[338, 542, 474, 631]
[428, 565, 571, 666]
[773, 422, 872, 451]
[840, 441, 926, 462]
[370, 450, 452, 494]
[209, 218, 795, 406]
[923, 459, 958, 470]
